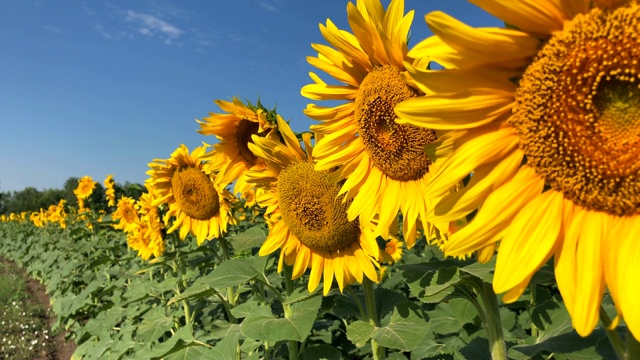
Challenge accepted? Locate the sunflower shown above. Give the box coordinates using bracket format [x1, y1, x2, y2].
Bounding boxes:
[147, 144, 235, 245]
[131, 183, 166, 259]
[112, 196, 139, 232]
[74, 176, 96, 200]
[197, 97, 277, 198]
[383, 238, 404, 263]
[127, 213, 165, 260]
[301, 0, 441, 248]
[245, 116, 381, 296]
[395, 0, 640, 339]
[104, 174, 117, 207]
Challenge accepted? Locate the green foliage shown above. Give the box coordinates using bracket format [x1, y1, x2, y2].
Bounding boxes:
[0, 217, 624, 360]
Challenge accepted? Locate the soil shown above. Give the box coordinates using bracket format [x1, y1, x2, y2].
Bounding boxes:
[0, 257, 77, 360]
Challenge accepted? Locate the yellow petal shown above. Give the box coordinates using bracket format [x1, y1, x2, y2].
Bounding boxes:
[494, 190, 564, 294]
[553, 199, 580, 318]
[572, 210, 606, 337]
[292, 246, 311, 279]
[308, 252, 324, 293]
[501, 274, 533, 304]
[443, 165, 544, 256]
[425, 127, 519, 198]
[426, 11, 540, 64]
[609, 216, 640, 340]
[431, 148, 523, 222]
[323, 255, 335, 296]
[468, 0, 567, 34]
[395, 90, 513, 130]
[276, 116, 305, 160]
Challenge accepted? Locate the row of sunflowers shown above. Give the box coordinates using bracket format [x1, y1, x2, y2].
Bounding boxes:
[3, 0, 639, 358]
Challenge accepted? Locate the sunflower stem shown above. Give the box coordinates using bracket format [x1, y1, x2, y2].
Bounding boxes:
[219, 237, 241, 360]
[346, 287, 367, 320]
[283, 265, 299, 360]
[477, 281, 507, 360]
[599, 305, 625, 360]
[625, 328, 640, 360]
[362, 277, 385, 360]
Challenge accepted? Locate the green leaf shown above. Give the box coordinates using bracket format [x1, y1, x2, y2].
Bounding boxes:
[207, 256, 269, 290]
[410, 336, 448, 360]
[401, 261, 468, 303]
[230, 300, 260, 319]
[229, 226, 267, 252]
[167, 286, 215, 307]
[207, 320, 243, 340]
[376, 287, 408, 319]
[136, 307, 175, 343]
[241, 295, 322, 342]
[299, 344, 342, 360]
[207, 333, 241, 360]
[509, 298, 618, 360]
[509, 329, 616, 360]
[148, 323, 196, 359]
[459, 337, 492, 360]
[429, 299, 478, 335]
[283, 286, 320, 305]
[532, 297, 574, 341]
[163, 343, 216, 360]
[346, 320, 375, 348]
[460, 258, 496, 283]
[421, 266, 460, 302]
[371, 301, 427, 351]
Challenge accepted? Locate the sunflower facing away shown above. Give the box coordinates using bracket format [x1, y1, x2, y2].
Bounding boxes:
[125, 183, 166, 260]
[301, 0, 441, 248]
[395, 0, 640, 339]
[112, 196, 139, 232]
[147, 144, 235, 246]
[104, 174, 117, 207]
[245, 116, 382, 296]
[197, 97, 277, 198]
[74, 176, 96, 200]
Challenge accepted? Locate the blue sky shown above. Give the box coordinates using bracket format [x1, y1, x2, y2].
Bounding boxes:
[0, 0, 501, 193]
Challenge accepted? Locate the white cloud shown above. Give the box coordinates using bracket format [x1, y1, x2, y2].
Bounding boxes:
[257, 0, 281, 12]
[42, 25, 63, 33]
[93, 25, 132, 41]
[93, 25, 112, 40]
[125, 10, 184, 44]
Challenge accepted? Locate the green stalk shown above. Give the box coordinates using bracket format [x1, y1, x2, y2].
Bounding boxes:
[346, 287, 367, 320]
[283, 265, 299, 360]
[625, 328, 640, 360]
[600, 306, 625, 360]
[476, 282, 507, 360]
[219, 238, 241, 360]
[529, 283, 538, 338]
[362, 277, 385, 360]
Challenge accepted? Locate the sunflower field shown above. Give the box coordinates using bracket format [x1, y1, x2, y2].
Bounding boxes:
[1, 0, 639, 359]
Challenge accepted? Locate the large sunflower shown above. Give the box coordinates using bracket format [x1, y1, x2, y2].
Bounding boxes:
[245, 116, 381, 296]
[301, 0, 440, 248]
[147, 144, 235, 245]
[197, 97, 277, 197]
[395, 0, 640, 339]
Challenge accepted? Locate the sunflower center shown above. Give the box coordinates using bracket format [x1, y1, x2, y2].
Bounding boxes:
[171, 166, 220, 220]
[355, 65, 436, 181]
[277, 161, 360, 252]
[235, 119, 262, 166]
[511, 3, 640, 216]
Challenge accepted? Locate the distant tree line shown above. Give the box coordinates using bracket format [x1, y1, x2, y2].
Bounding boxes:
[0, 177, 145, 215]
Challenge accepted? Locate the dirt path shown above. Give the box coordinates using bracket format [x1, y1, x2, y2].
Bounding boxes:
[0, 257, 76, 360]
